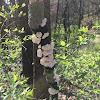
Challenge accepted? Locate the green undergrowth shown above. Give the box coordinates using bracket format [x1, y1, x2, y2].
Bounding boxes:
[53, 21, 100, 99]
[55, 33, 100, 99]
[0, 4, 33, 100]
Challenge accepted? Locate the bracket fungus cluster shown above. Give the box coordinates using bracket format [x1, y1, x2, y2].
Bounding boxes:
[32, 18, 60, 95]
[48, 88, 58, 95]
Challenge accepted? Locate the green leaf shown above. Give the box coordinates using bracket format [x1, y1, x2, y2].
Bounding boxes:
[9, 6, 12, 10]
[96, 90, 100, 94]
[21, 27, 24, 31]
[23, 13, 26, 16]
[20, 79, 27, 85]
[11, 14, 13, 18]
[0, 12, 5, 18]
[78, 36, 83, 41]
[76, 93, 80, 100]
[2, 5, 4, 11]
[60, 41, 65, 46]
[9, 40, 14, 44]
[18, 27, 25, 33]
[89, 88, 94, 92]
[4, 29, 9, 32]
[92, 26, 98, 29]
[28, 35, 32, 40]
[26, 89, 33, 99]
[32, 34, 35, 36]
[0, 86, 3, 91]
[0, 22, 2, 24]
[18, 11, 23, 17]
[23, 36, 27, 41]
[66, 43, 70, 47]
[79, 27, 88, 33]
[13, 28, 18, 32]
[16, 4, 19, 8]
[80, 90, 84, 94]
[22, 3, 26, 7]
[26, 89, 33, 96]
[13, 73, 19, 82]
[82, 42, 87, 44]
[1, 42, 6, 44]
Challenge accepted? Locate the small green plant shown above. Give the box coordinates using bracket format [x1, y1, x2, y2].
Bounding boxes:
[0, 72, 33, 100]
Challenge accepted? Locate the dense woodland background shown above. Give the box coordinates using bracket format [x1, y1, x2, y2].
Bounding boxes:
[0, 0, 100, 99]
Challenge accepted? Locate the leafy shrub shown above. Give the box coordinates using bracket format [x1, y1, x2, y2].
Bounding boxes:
[0, 3, 33, 100]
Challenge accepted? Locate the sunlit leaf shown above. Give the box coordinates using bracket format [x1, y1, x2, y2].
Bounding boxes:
[78, 36, 83, 41]
[20, 79, 27, 85]
[16, 4, 19, 8]
[23, 13, 26, 16]
[9, 6, 12, 10]
[32, 34, 35, 36]
[4, 29, 9, 32]
[26, 89, 33, 96]
[60, 41, 65, 46]
[23, 36, 27, 41]
[18, 11, 23, 17]
[22, 3, 26, 7]
[0, 12, 5, 18]
[79, 27, 88, 33]
[26, 89, 33, 99]
[21, 27, 24, 31]
[11, 14, 13, 18]
[0, 86, 3, 91]
[2, 5, 4, 11]
[13, 28, 18, 32]
[13, 73, 19, 82]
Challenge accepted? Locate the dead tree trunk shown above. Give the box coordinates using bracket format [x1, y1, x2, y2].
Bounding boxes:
[28, 0, 58, 99]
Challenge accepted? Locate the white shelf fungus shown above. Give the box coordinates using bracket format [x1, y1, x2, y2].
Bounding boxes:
[41, 18, 47, 27]
[38, 45, 41, 49]
[32, 36, 41, 44]
[42, 32, 49, 39]
[40, 57, 55, 68]
[36, 32, 42, 38]
[48, 88, 58, 95]
[40, 57, 45, 65]
[48, 54, 54, 59]
[53, 69, 56, 74]
[43, 49, 53, 56]
[49, 59, 56, 68]
[54, 74, 60, 83]
[43, 62, 50, 67]
[42, 44, 51, 50]
[53, 69, 60, 83]
[40, 57, 50, 66]
[42, 43, 54, 51]
[51, 42, 54, 50]
[40, 58, 49, 67]
[37, 49, 42, 57]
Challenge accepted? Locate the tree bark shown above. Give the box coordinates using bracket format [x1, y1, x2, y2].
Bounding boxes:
[78, 0, 83, 28]
[28, 0, 58, 99]
[28, 1, 49, 99]
[17, 0, 33, 84]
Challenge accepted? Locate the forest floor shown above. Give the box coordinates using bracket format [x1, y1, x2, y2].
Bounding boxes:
[58, 29, 100, 100]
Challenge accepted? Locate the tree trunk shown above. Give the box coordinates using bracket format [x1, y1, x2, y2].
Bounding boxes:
[78, 0, 83, 28]
[28, 1, 49, 99]
[28, 0, 58, 99]
[17, 0, 33, 84]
